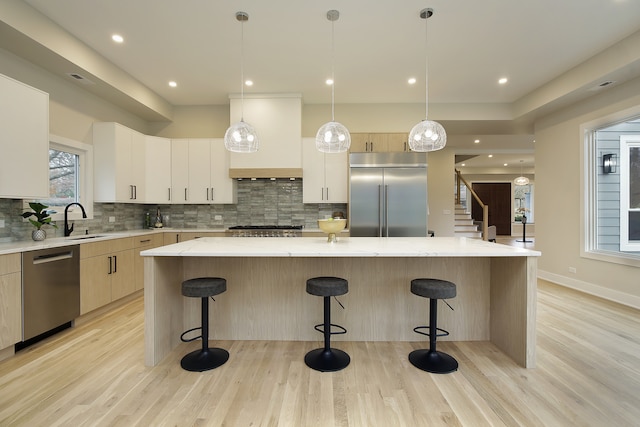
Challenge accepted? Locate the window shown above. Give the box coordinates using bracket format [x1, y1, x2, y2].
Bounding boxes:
[620, 135, 640, 251]
[583, 114, 640, 265]
[25, 135, 93, 221]
[514, 184, 534, 223]
[46, 147, 79, 206]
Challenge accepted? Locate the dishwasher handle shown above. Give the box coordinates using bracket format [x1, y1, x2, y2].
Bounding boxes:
[32, 251, 74, 265]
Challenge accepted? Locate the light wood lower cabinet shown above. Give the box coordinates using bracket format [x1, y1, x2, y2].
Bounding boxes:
[80, 237, 134, 315]
[0, 254, 21, 350]
[134, 234, 164, 291]
[163, 231, 226, 245]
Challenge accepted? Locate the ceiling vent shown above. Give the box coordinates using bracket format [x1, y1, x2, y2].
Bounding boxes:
[66, 72, 95, 85]
[588, 80, 616, 91]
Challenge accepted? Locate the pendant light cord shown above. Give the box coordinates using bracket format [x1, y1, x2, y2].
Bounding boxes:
[424, 11, 429, 120]
[240, 17, 245, 122]
[331, 17, 336, 122]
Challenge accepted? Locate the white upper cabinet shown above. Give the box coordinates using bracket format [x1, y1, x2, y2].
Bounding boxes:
[228, 95, 302, 172]
[302, 137, 348, 203]
[0, 73, 49, 199]
[93, 122, 146, 203]
[171, 138, 236, 204]
[170, 139, 189, 203]
[144, 136, 171, 204]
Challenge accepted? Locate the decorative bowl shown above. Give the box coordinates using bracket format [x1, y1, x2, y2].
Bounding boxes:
[317, 218, 347, 243]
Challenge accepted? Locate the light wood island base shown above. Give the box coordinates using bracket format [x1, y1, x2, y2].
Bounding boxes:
[144, 237, 539, 368]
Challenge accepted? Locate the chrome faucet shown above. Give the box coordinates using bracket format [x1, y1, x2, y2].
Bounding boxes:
[64, 202, 87, 236]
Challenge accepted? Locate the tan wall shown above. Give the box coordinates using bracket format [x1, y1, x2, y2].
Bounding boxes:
[534, 76, 640, 306]
[0, 48, 148, 143]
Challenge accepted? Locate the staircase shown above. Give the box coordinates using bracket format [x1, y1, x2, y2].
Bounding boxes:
[454, 204, 482, 238]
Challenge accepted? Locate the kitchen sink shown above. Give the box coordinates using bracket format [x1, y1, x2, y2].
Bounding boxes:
[66, 234, 106, 240]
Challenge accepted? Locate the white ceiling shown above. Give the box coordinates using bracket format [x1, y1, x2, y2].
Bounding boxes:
[8, 0, 640, 169]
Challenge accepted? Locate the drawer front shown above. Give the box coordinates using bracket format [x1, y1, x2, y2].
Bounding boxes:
[0, 253, 21, 274]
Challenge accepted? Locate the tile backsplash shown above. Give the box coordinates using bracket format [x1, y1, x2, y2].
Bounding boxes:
[0, 179, 346, 242]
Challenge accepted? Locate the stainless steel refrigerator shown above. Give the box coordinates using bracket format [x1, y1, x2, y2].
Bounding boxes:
[349, 152, 428, 237]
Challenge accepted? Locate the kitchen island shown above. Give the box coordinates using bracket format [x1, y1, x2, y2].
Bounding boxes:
[142, 237, 540, 368]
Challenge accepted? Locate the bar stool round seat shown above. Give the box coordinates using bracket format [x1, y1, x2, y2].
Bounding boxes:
[305, 276, 350, 372]
[409, 278, 458, 374]
[180, 277, 229, 372]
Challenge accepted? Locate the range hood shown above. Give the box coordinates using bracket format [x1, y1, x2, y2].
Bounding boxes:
[228, 94, 303, 180]
[228, 168, 303, 179]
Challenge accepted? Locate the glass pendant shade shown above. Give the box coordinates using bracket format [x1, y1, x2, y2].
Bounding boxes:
[224, 120, 259, 153]
[316, 10, 350, 153]
[408, 119, 447, 152]
[225, 11, 259, 153]
[409, 8, 446, 153]
[514, 159, 529, 185]
[316, 121, 351, 153]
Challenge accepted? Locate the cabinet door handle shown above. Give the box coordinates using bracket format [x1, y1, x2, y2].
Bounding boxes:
[211, 187, 215, 201]
[113, 255, 117, 273]
[168, 188, 171, 201]
[326, 187, 329, 200]
[129, 185, 134, 200]
[134, 185, 137, 199]
[206, 188, 209, 201]
[139, 239, 151, 244]
[184, 188, 188, 201]
[108, 256, 113, 274]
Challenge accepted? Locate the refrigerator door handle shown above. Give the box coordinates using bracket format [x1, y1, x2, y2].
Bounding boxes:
[378, 184, 383, 237]
[384, 184, 389, 237]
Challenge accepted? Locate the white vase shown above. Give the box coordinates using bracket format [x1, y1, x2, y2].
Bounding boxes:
[32, 229, 46, 241]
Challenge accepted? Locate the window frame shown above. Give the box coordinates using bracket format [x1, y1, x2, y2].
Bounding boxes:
[620, 134, 640, 251]
[24, 134, 93, 222]
[581, 109, 640, 267]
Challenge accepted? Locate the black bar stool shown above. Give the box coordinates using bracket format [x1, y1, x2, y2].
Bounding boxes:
[409, 278, 458, 374]
[179, 277, 229, 372]
[304, 276, 350, 372]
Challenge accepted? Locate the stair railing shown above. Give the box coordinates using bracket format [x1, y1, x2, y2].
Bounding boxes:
[455, 169, 489, 241]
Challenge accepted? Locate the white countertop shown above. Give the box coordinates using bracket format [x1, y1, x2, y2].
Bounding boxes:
[141, 236, 541, 258]
[0, 229, 168, 255]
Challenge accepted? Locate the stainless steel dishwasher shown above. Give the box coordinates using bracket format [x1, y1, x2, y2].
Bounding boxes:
[21, 245, 80, 341]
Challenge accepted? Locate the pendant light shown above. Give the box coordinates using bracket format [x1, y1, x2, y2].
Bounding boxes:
[408, 8, 447, 152]
[315, 10, 351, 153]
[514, 160, 530, 186]
[225, 11, 259, 153]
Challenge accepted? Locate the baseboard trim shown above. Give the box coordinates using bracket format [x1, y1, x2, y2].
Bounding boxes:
[538, 270, 640, 310]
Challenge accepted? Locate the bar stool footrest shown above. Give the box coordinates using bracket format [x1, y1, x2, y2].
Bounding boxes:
[413, 325, 450, 338]
[180, 327, 202, 343]
[314, 323, 347, 336]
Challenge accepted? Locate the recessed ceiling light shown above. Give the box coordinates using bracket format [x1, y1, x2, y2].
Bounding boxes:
[488, 154, 493, 158]
[498, 77, 508, 85]
[504, 163, 508, 166]
[326, 78, 334, 85]
[245, 80, 253, 86]
[474, 139, 480, 144]
[112, 34, 124, 43]
[461, 163, 466, 167]
[408, 77, 416, 85]
[168, 81, 177, 88]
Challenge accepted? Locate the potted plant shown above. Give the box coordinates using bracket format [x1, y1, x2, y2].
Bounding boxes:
[21, 202, 58, 241]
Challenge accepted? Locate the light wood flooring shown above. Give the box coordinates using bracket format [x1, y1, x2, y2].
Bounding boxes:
[1, 279, 639, 426]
